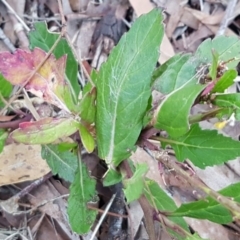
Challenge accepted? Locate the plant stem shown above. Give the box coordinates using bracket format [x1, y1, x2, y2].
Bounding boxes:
[153, 150, 240, 220]
[120, 160, 157, 240]
[121, 160, 192, 239]
[189, 107, 223, 124]
[158, 213, 192, 238]
[138, 195, 157, 240]
[144, 180, 192, 239]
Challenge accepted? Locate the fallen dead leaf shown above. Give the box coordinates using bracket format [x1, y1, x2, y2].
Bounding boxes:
[165, 0, 185, 38]
[175, 24, 213, 52]
[185, 7, 224, 25]
[28, 180, 78, 239]
[0, 143, 50, 186]
[186, 1, 240, 27]
[187, 218, 230, 240]
[180, 7, 199, 30]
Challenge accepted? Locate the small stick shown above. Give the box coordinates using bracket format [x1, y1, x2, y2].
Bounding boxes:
[57, 0, 66, 27]
[0, 28, 16, 52]
[90, 194, 116, 240]
[88, 205, 128, 218]
[1, 0, 29, 49]
[1, 0, 30, 32]
[149, 146, 240, 220]
[16, 172, 52, 199]
[217, 0, 238, 36]
[0, 113, 32, 130]
[199, 0, 204, 11]
[57, 0, 95, 87]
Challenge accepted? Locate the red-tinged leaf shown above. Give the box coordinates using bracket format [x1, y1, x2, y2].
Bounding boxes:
[0, 48, 72, 109]
[11, 117, 80, 144]
[0, 49, 34, 85]
[28, 48, 66, 91]
[19, 117, 53, 129]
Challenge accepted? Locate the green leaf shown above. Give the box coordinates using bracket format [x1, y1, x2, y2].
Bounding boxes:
[208, 49, 219, 80]
[78, 84, 96, 124]
[172, 182, 240, 225]
[0, 129, 8, 153]
[29, 22, 80, 101]
[90, 69, 98, 85]
[213, 93, 240, 110]
[103, 168, 122, 187]
[219, 182, 240, 201]
[186, 234, 208, 240]
[68, 159, 98, 234]
[154, 78, 205, 137]
[96, 9, 164, 166]
[144, 179, 189, 231]
[213, 93, 240, 120]
[123, 163, 148, 203]
[11, 117, 80, 144]
[212, 69, 237, 93]
[42, 144, 78, 182]
[56, 84, 78, 113]
[79, 123, 95, 153]
[236, 110, 240, 121]
[195, 35, 240, 69]
[215, 108, 233, 120]
[0, 74, 12, 107]
[57, 142, 78, 152]
[162, 123, 240, 168]
[152, 53, 191, 94]
[172, 198, 231, 224]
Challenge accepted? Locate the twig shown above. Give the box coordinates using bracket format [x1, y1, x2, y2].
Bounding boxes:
[23, 89, 40, 120]
[0, 113, 32, 130]
[149, 146, 240, 221]
[0, 28, 16, 52]
[138, 195, 157, 240]
[16, 194, 70, 216]
[16, 172, 52, 199]
[0, 92, 26, 115]
[57, 0, 95, 87]
[0, 173, 52, 217]
[70, 36, 95, 87]
[124, 201, 134, 240]
[90, 194, 116, 240]
[88, 205, 128, 218]
[5, 232, 20, 240]
[188, 107, 223, 124]
[9, 14, 29, 49]
[27, 227, 33, 240]
[1, 0, 30, 32]
[57, 0, 66, 27]
[0, 0, 29, 49]
[121, 160, 157, 240]
[216, 0, 238, 36]
[199, 0, 204, 11]
[23, 15, 61, 22]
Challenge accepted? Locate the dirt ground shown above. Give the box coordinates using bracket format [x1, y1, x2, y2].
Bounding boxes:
[1, 0, 240, 239]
